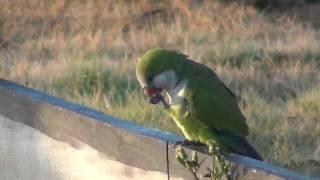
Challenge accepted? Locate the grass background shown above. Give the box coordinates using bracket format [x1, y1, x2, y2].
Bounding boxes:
[0, 0, 319, 176]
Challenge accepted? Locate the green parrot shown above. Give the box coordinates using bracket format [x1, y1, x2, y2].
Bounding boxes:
[136, 48, 262, 161]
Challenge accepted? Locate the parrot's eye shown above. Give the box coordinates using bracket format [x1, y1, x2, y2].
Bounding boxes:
[147, 76, 153, 82]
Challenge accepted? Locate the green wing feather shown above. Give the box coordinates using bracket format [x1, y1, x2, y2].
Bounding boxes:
[179, 58, 262, 159]
[184, 76, 249, 137]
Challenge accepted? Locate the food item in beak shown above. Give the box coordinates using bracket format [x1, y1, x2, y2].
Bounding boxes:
[143, 87, 162, 104]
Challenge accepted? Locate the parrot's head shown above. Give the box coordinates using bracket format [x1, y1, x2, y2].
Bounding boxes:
[136, 48, 185, 104]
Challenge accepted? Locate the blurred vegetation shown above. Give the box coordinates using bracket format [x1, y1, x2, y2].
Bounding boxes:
[0, 0, 319, 176]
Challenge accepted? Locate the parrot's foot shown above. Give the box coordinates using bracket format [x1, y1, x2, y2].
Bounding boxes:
[174, 140, 205, 149]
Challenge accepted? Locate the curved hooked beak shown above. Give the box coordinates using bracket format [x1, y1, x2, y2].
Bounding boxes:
[143, 87, 163, 104]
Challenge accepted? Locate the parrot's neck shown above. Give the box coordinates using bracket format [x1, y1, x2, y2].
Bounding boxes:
[165, 79, 188, 105]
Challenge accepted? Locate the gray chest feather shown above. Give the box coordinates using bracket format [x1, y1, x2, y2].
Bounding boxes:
[166, 79, 189, 116]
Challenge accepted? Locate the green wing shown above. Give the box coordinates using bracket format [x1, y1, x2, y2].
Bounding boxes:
[184, 76, 249, 137]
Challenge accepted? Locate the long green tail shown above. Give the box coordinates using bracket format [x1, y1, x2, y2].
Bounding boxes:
[212, 129, 263, 161]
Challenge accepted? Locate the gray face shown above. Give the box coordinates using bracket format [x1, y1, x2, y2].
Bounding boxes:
[137, 69, 178, 105]
[144, 70, 177, 90]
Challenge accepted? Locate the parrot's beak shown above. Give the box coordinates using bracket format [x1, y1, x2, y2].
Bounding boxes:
[143, 87, 163, 104]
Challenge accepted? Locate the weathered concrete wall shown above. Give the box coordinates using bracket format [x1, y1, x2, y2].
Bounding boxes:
[0, 79, 316, 180]
[0, 114, 182, 180]
[0, 79, 210, 179]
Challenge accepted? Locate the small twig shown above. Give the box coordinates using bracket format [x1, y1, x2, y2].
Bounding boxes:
[185, 161, 199, 180]
[175, 146, 200, 180]
[212, 154, 216, 180]
[166, 141, 170, 180]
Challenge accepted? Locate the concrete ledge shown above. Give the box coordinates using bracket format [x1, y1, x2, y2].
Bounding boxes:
[0, 79, 316, 179]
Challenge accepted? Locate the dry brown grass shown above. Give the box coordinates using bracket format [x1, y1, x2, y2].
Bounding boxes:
[0, 0, 319, 176]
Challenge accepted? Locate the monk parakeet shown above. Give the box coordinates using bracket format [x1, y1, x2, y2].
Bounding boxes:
[136, 48, 262, 161]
